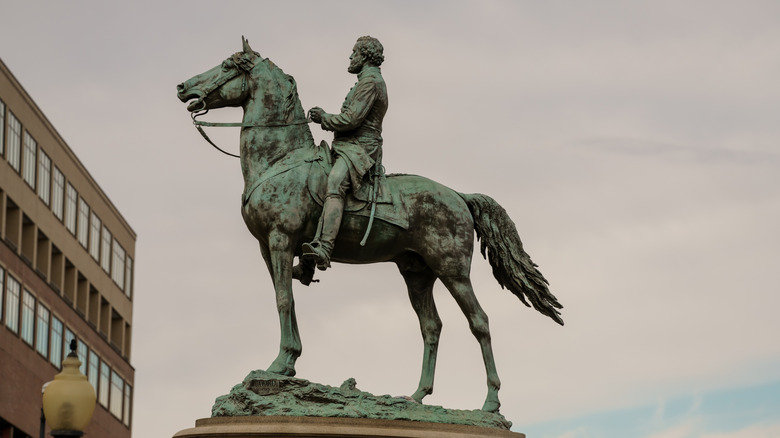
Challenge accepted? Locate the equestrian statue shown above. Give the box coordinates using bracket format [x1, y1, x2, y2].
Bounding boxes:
[176, 36, 563, 414]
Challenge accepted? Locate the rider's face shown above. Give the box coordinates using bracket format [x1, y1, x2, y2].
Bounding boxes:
[348, 44, 364, 74]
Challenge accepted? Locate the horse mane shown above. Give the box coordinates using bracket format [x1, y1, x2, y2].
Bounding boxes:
[249, 57, 315, 150]
[260, 58, 302, 123]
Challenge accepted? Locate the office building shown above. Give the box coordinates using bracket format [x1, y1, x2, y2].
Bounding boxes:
[1, 58, 135, 438]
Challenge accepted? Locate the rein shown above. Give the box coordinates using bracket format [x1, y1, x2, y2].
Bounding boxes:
[188, 57, 310, 158]
[191, 110, 310, 158]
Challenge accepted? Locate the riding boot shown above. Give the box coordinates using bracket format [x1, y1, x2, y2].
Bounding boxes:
[302, 196, 344, 270]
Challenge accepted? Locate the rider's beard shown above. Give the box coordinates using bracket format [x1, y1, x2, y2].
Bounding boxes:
[348, 58, 363, 74]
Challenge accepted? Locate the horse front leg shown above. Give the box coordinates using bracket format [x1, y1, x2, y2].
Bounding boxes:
[399, 266, 441, 404]
[262, 232, 301, 376]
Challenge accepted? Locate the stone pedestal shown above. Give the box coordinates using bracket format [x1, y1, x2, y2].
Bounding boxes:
[173, 416, 525, 438]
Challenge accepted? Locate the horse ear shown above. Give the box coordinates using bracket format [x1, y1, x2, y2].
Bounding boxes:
[242, 36, 253, 54]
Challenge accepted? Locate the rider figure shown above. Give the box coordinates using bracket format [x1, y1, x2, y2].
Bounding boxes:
[303, 36, 389, 270]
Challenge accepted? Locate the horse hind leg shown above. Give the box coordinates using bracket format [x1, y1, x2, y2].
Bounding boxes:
[398, 263, 441, 404]
[439, 275, 501, 413]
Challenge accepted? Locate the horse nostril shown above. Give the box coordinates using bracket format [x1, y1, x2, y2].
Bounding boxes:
[176, 83, 185, 92]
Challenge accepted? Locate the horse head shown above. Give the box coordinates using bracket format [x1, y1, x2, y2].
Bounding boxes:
[176, 37, 261, 113]
[177, 37, 308, 133]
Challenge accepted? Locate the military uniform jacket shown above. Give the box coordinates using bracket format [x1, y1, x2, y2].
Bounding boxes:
[320, 65, 388, 191]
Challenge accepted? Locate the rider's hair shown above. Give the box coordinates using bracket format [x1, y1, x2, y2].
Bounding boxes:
[356, 36, 384, 67]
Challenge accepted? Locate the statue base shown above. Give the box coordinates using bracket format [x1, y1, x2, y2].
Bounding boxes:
[173, 416, 525, 438]
[209, 370, 512, 429]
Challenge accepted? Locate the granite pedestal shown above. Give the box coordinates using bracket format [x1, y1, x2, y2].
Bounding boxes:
[173, 416, 525, 438]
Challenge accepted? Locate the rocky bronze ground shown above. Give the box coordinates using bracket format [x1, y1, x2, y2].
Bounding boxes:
[212, 370, 512, 430]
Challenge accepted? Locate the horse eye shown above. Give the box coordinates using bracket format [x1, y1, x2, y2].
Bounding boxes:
[221, 60, 232, 71]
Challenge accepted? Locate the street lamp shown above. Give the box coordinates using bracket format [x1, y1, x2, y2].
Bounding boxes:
[42, 339, 96, 437]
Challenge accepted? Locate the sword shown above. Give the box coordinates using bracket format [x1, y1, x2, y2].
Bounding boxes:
[360, 160, 383, 246]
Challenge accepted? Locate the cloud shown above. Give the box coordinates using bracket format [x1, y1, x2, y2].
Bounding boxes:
[645, 419, 702, 438]
[553, 429, 592, 438]
[2, 2, 780, 438]
[702, 423, 780, 438]
[646, 420, 780, 438]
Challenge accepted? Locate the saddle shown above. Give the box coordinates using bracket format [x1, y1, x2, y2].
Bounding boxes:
[307, 141, 409, 230]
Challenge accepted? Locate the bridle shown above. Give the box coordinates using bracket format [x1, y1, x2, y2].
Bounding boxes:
[189, 55, 310, 158]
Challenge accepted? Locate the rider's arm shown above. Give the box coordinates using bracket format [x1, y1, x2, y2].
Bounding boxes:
[320, 78, 379, 132]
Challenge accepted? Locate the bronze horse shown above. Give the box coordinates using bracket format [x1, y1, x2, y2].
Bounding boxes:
[176, 38, 562, 413]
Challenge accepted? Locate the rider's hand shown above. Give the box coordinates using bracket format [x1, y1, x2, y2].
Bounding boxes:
[309, 107, 325, 124]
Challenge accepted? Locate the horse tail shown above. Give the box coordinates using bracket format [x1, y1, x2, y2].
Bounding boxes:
[459, 193, 564, 325]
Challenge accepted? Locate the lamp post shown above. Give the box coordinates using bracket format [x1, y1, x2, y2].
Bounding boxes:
[42, 339, 96, 437]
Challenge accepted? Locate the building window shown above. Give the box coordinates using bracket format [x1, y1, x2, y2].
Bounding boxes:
[7, 112, 22, 171]
[90, 213, 101, 261]
[52, 167, 65, 221]
[38, 149, 51, 205]
[51, 316, 63, 368]
[23, 131, 37, 188]
[77, 339, 88, 375]
[5, 275, 20, 333]
[21, 289, 35, 345]
[36, 303, 50, 357]
[78, 198, 89, 248]
[101, 226, 112, 273]
[88, 351, 99, 396]
[123, 383, 132, 427]
[112, 241, 126, 289]
[65, 183, 78, 235]
[99, 361, 110, 407]
[0, 99, 5, 156]
[110, 371, 124, 419]
[125, 256, 133, 299]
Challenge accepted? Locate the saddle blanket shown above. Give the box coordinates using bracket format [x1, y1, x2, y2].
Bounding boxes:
[307, 143, 409, 230]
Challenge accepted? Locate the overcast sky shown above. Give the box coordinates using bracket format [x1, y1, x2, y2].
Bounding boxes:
[2, 2, 779, 437]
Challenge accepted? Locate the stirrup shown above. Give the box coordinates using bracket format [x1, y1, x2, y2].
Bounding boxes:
[302, 241, 331, 271]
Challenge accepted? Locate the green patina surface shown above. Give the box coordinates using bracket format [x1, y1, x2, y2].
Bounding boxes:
[212, 370, 512, 430]
[177, 37, 563, 415]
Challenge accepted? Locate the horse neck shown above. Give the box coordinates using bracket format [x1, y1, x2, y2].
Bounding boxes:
[239, 89, 315, 179]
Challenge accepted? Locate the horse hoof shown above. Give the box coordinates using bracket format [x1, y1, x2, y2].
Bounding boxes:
[411, 387, 432, 403]
[267, 362, 296, 377]
[481, 400, 500, 413]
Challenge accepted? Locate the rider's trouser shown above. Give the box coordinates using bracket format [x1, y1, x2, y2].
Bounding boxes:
[327, 157, 351, 199]
[315, 157, 350, 257]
